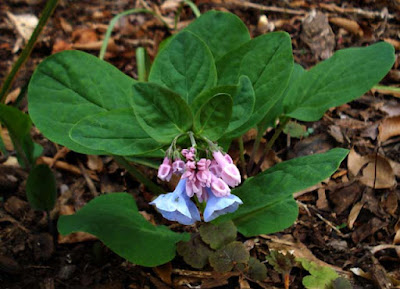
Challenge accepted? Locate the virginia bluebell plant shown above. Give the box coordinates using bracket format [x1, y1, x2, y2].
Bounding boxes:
[150, 133, 243, 224]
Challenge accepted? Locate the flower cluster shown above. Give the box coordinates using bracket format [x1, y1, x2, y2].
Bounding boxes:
[150, 142, 243, 225]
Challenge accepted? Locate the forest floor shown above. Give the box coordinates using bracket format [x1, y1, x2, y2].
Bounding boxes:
[1, 0, 400, 288]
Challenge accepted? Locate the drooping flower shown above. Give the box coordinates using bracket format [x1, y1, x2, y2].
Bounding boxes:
[149, 179, 200, 225]
[182, 147, 196, 161]
[172, 159, 185, 174]
[210, 174, 230, 197]
[203, 188, 243, 222]
[212, 151, 241, 188]
[158, 157, 173, 181]
[196, 158, 212, 187]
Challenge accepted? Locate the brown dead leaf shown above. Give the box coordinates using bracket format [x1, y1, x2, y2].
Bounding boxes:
[381, 191, 398, 216]
[348, 201, 364, 230]
[329, 17, 363, 36]
[328, 125, 344, 143]
[352, 217, 388, 243]
[153, 262, 172, 285]
[316, 188, 329, 211]
[71, 28, 98, 44]
[378, 116, 400, 142]
[347, 149, 396, 189]
[87, 155, 103, 172]
[329, 182, 362, 215]
[384, 38, 400, 50]
[5, 88, 21, 104]
[1, 127, 13, 150]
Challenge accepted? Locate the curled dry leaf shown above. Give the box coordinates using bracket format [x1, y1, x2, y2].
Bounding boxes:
[347, 149, 396, 189]
[329, 17, 364, 36]
[378, 116, 400, 142]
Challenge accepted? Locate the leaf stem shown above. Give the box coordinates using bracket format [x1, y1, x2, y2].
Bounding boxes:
[0, 0, 59, 103]
[136, 47, 149, 82]
[99, 9, 169, 60]
[252, 117, 290, 175]
[114, 156, 165, 195]
[247, 122, 265, 174]
[238, 136, 247, 178]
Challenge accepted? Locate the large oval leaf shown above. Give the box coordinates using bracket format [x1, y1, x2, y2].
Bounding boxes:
[194, 93, 232, 141]
[58, 193, 189, 267]
[132, 82, 193, 144]
[148, 31, 217, 104]
[185, 10, 251, 61]
[28, 50, 137, 154]
[70, 108, 162, 156]
[217, 32, 293, 137]
[283, 42, 395, 121]
[216, 148, 349, 236]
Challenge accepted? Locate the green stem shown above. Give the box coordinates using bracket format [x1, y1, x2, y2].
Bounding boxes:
[183, 0, 201, 18]
[99, 9, 169, 60]
[373, 85, 400, 93]
[252, 117, 290, 175]
[174, 0, 201, 29]
[136, 47, 149, 82]
[0, 0, 59, 103]
[247, 122, 265, 174]
[114, 156, 165, 195]
[238, 136, 246, 177]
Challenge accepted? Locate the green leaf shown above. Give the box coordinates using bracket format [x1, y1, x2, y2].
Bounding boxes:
[28, 50, 137, 154]
[283, 121, 310, 139]
[0, 132, 8, 157]
[58, 193, 189, 267]
[217, 32, 293, 137]
[298, 258, 339, 289]
[216, 148, 349, 236]
[284, 42, 395, 121]
[261, 63, 305, 130]
[0, 103, 36, 167]
[199, 220, 237, 250]
[177, 234, 213, 269]
[209, 241, 250, 272]
[247, 257, 267, 281]
[185, 10, 251, 60]
[332, 277, 353, 289]
[70, 108, 162, 156]
[26, 164, 57, 211]
[131, 82, 193, 144]
[194, 93, 232, 141]
[223, 75, 255, 137]
[148, 31, 217, 104]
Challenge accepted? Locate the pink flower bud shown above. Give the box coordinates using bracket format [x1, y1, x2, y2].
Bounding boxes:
[158, 157, 172, 181]
[210, 174, 230, 197]
[172, 159, 185, 174]
[209, 160, 222, 177]
[221, 164, 241, 187]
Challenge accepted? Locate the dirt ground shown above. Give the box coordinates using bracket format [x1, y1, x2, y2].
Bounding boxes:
[1, 0, 400, 288]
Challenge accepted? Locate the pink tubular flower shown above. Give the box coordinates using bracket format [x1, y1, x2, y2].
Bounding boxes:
[182, 147, 196, 161]
[172, 159, 185, 174]
[209, 159, 222, 177]
[210, 174, 230, 197]
[158, 157, 173, 181]
[212, 151, 241, 188]
[196, 158, 212, 187]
